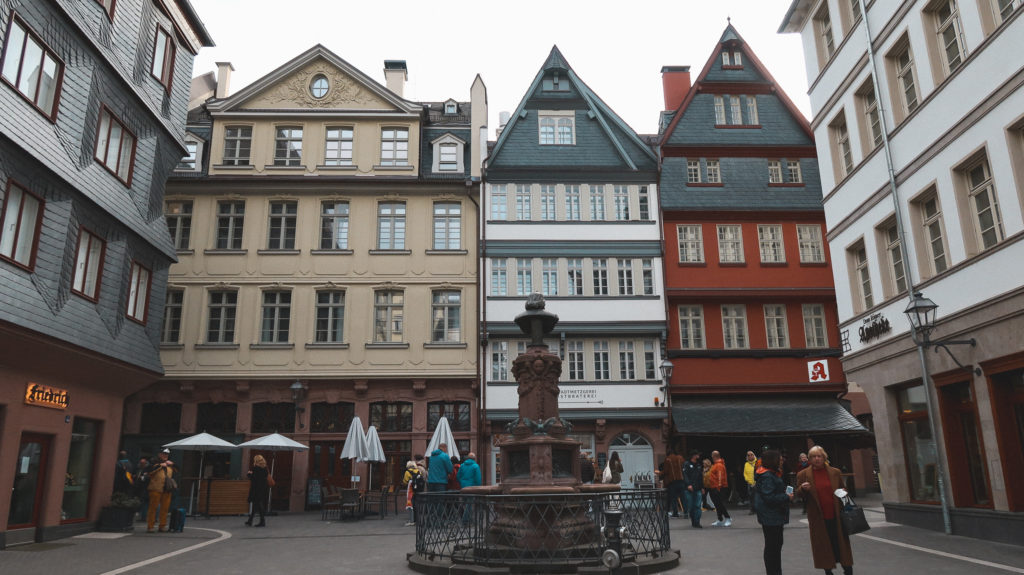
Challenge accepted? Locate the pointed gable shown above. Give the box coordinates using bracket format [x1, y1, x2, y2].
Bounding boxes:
[488, 46, 656, 176]
[207, 45, 421, 114]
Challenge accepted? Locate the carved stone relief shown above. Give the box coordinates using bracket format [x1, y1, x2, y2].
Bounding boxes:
[249, 60, 386, 109]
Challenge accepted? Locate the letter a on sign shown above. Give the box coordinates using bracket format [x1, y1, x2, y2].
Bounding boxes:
[807, 360, 830, 382]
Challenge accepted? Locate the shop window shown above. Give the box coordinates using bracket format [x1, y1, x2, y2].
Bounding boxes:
[428, 401, 471, 432]
[250, 402, 295, 433]
[896, 385, 939, 502]
[62, 418, 99, 522]
[370, 402, 413, 432]
[196, 402, 237, 435]
[139, 402, 181, 434]
[310, 402, 355, 433]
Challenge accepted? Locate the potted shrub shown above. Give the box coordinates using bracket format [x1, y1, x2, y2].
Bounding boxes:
[97, 492, 140, 532]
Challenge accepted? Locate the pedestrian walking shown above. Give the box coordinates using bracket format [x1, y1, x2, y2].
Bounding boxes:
[145, 449, 177, 533]
[682, 449, 705, 528]
[245, 455, 269, 527]
[456, 453, 481, 488]
[662, 449, 686, 518]
[707, 451, 732, 526]
[427, 444, 453, 492]
[754, 449, 793, 575]
[797, 445, 854, 575]
[608, 451, 624, 485]
[403, 460, 425, 526]
[701, 458, 714, 510]
[745, 450, 758, 514]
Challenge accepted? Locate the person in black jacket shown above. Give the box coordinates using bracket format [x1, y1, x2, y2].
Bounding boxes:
[682, 449, 705, 528]
[246, 455, 270, 527]
[754, 449, 794, 575]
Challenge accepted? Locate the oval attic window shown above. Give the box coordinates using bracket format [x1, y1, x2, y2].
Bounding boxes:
[310, 75, 329, 99]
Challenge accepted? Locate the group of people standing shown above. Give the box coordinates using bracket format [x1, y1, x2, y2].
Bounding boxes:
[112, 449, 180, 533]
[661, 449, 732, 528]
[401, 444, 481, 526]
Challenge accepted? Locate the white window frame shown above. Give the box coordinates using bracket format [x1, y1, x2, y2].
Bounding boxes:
[764, 304, 788, 349]
[314, 290, 345, 343]
[831, 113, 854, 178]
[176, 140, 199, 171]
[920, 193, 949, 275]
[373, 289, 404, 343]
[324, 126, 354, 166]
[758, 224, 786, 263]
[126, 261, 151, 323]
[592, 259, 609, 296]
[491, 258, 507, 296]
[215, 200, 245, 250]
[206, 290, 237, 344]
[273, 126, 303, 167]
[730, 96, 743, 125]
[797, 224, 826, 263]
[380, 126, 409, 166]
[516, 185, 532, 221]
[746, 95, 759, 124]
[538, 111, 575, 145]
[431, 290, 461, 343]
[882, 222, 908, 296]
[768, 160, 783, 183]
[678, 305, 705, 349]
[567, 258, 584, 295]
[319, 201, 349, 250]
[717, 224, 744, 263]
[565, 185, 581, 220]
[589, 184, 605, 220]
[222, 126, 252, 166]
[377, 202, 406, 250]
[687, 160, 701, 183]
[931, 0, 967, 76]
[490, 184, 507, 221]
[491, 341, 509, 381]
[677, 224, 704, 263]
[267, 200, 297, 250]
[851, 242, 874, 310]
[802, 303, 828, 348]
[787, 160, 803, 183]
[516, 258, 533, 295]
[617, 259, 634, 295]
[432, 202, 461, 250]
[542, 258, 558, 296]
[714, 96, 726, 125]
[706, 160, 721, 183]
[613, 185, 630, 221]
[642, 259, 654, 295]
[618, 341, 636, 380]
[540, 185, 556, 221]
[567, 340, 585, 380]
[166, 200, 192, 250]
[161, 289, 184, 344]
[721, 304, 748, 349]
[593, 341, 610, 380]
[432, 134, 465, 173]
[260, 290, 292, 343]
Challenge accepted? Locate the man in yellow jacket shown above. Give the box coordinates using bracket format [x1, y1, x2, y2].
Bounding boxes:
[145, 449, 176, 533]
[744, 450, 758, 514]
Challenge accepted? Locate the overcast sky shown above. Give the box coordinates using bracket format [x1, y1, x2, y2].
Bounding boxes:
[189, 0, 808, 138]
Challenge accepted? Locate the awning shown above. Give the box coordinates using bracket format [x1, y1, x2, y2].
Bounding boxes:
[672, 397, 871, 436]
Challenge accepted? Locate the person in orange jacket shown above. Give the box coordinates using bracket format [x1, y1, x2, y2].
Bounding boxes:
[707, 451, 732, 526]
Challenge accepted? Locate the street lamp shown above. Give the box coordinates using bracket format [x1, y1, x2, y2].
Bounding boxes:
[659, 359, 674, 392]
[903, 292, 979, 536]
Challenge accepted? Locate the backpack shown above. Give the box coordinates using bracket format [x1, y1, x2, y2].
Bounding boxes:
[411, 471, 426, 493]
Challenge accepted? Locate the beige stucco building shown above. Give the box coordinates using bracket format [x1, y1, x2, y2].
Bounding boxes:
[122, 45, 486, 511]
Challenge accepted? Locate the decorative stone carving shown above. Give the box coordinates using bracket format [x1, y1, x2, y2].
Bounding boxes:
[258, 62, 379, 108]
[511, 348, 562, 425]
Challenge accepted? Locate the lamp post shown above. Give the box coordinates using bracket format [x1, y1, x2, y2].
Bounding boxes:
[903, 291, 980, 535]
[290, 380, 307, 430]
[659, 359, 674, 406]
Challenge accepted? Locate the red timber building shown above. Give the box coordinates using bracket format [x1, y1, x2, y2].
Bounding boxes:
[657, 25, 874, 491]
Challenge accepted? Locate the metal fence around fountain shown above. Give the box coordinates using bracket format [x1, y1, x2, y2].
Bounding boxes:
[414, 489, 671, 568]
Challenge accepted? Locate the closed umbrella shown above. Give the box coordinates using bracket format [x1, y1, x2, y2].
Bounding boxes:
[425, 416, 460, 461]
[364, 426, 386, 489]
[163, 432, 238, 516]
[236, 433, 308, 513]
[339, 416, 368, 487]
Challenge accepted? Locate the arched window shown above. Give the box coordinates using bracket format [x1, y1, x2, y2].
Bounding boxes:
[428, 401, 471, 432]
[610, 433, 651, 447]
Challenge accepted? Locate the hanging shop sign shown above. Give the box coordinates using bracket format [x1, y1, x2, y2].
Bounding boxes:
[859, 313, 892, 343]
[807, 359, 831, 383]
[25, 383, 70, 410]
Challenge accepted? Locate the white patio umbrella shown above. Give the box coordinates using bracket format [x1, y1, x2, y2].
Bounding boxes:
[363, 426, 387, 489]
[236, 433, 309, 512]
[163, 432, 238, 516]
[339, 416, 368, 487]
[425, 416, 460, 461]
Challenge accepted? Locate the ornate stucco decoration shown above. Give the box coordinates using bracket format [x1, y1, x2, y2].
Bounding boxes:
[259, 61, 380, 108]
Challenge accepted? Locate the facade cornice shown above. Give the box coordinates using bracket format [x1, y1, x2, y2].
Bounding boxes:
[666, 287, 836, 298]
[661, 145, 817, 158]
[662, 209, 824, 221]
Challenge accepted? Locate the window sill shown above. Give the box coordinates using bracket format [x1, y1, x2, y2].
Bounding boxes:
[249, 343, 295, 350]
[373, 164, 415, 171]
[425, 249, 468, 255]
[677, 262, 707, 267]
[194, 343, 240, 350]
[759, 261, 788, 267]
[365, 343, 410, 349]
[212, 164, 254, 170]
[368, 249, 412, 255]
[310, 249, 354, 255]
[687, 183, 724, 188]
[257, 249, 300, 255]
[263, 164, 305, 171]
[714, 124, 762, 129]
[767, 182, 805, 187]
[424, 342, 468, 349]
[160, 343, 185, 350]
[305, 342, 350, 349]
[175, 249, 195, 256]
[203, 249, 247, 255]
[719, 262, 746, 267]
[798, 261, 829, 267]
[316, 164, 358, 171]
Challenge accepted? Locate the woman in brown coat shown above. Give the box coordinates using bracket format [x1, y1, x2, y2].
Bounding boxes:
[797, 445, 853, 575]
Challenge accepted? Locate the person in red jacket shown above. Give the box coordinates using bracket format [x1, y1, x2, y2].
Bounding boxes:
[707, 451, 732, 526]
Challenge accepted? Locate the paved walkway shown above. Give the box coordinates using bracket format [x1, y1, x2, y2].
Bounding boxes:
[2, 494, 1022, 574]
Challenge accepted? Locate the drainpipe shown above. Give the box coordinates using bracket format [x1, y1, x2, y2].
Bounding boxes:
[857, 0, 952, 535]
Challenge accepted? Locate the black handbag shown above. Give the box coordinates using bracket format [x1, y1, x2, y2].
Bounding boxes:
[839, 496, 870, 535]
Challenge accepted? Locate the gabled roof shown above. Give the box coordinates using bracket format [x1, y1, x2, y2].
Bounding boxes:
[488, 46, 657, 172]
[660, 24, 813, 146]
[206, 44, 421, 115]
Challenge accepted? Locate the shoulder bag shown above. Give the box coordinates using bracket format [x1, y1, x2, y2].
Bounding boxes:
[839, 495, 870, 535]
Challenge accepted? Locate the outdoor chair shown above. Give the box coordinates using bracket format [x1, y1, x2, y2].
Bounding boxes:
[362, 486, 389, 519]
[321, 486, 340, 521]
[339, 488, 361, 520]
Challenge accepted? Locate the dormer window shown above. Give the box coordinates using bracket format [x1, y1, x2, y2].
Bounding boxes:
[722, 50, 743, 67]
[538, 111, 575, 145]
[444, 100, 458, 114]
[176, 139, 200, 171]
[431, 133, 465, 173]
[542, 71, 569, 92]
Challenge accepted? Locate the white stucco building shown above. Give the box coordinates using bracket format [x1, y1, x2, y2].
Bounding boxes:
[781, 0, 1024, 542]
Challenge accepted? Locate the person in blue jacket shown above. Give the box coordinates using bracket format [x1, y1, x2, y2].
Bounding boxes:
[457, 453, 481, 488]
[426, 444, 453, 492]
[754, 449, 794, 575]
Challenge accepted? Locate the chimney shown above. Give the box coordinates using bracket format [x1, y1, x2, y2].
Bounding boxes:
[215, 61, 234, 99]
[384, 60, 407, 98]
[661, 65, 691, 111]
[496, 111, 510, 138]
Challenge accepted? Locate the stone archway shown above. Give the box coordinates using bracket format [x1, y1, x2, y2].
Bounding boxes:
[610, 432, 654, 489]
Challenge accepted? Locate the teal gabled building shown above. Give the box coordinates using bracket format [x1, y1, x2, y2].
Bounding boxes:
[480, 47, 669, 486]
